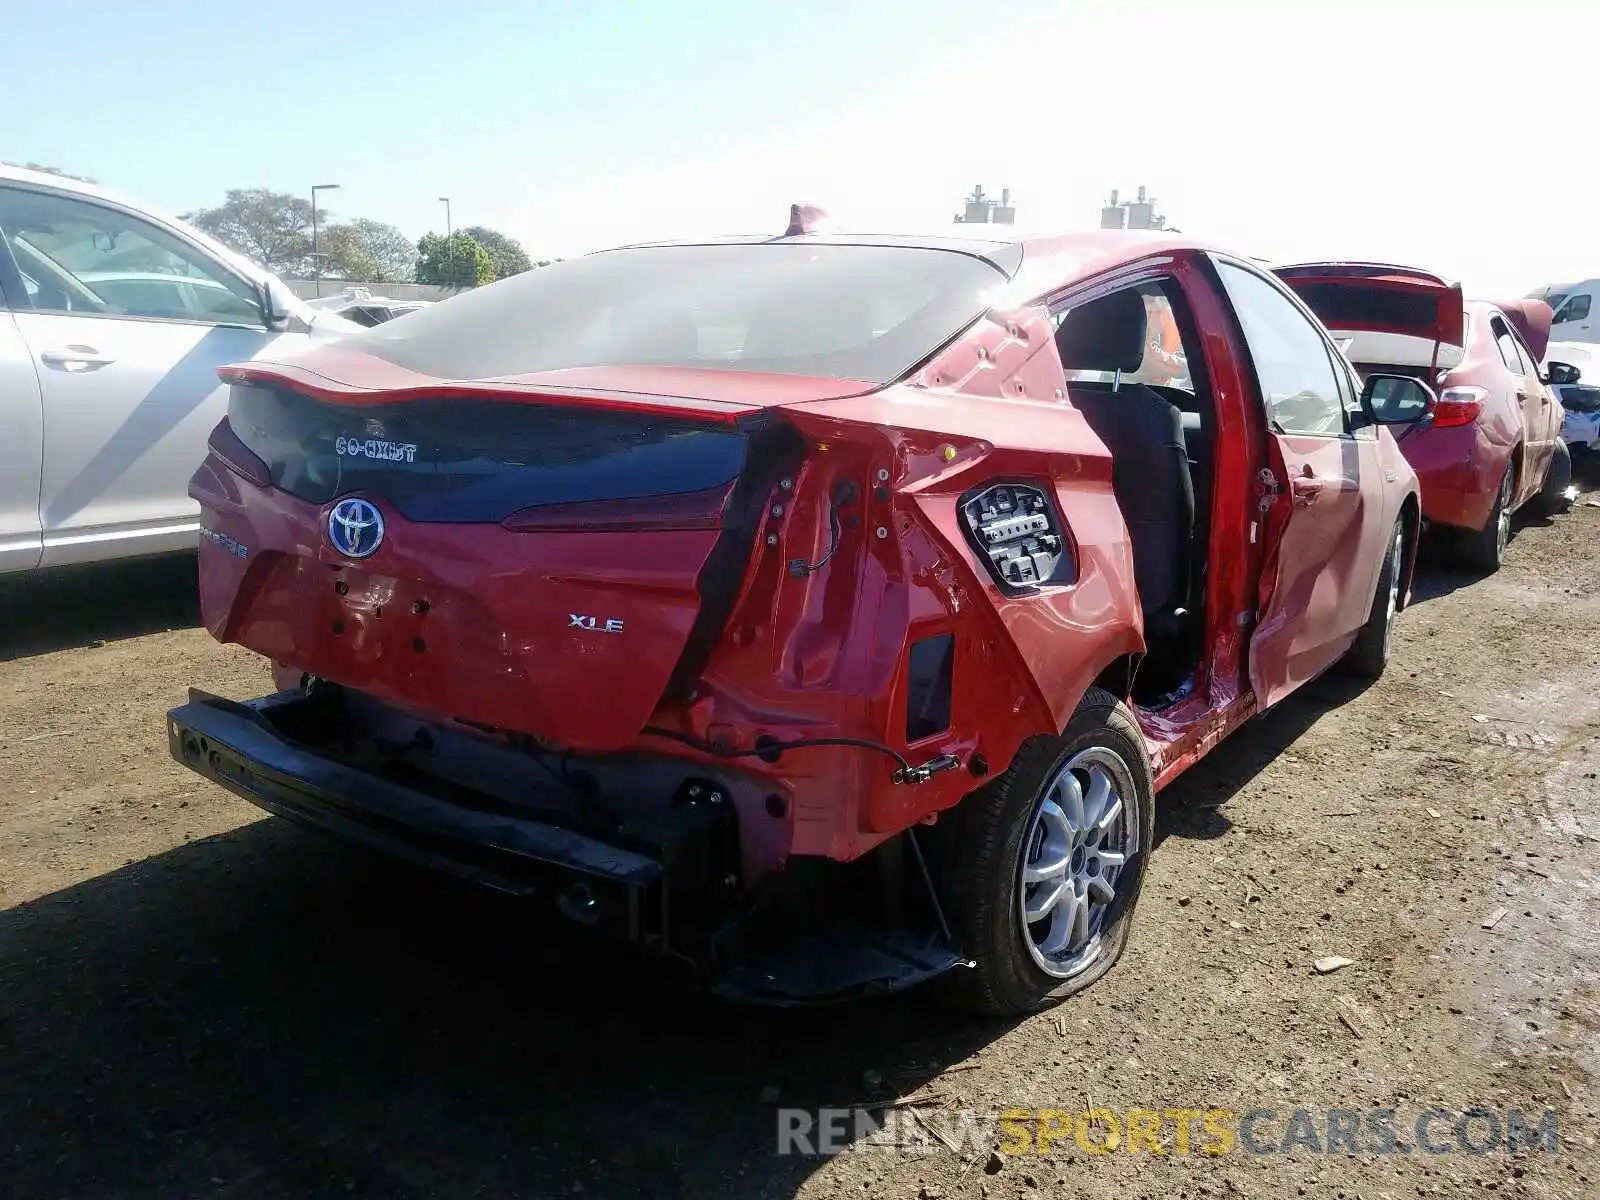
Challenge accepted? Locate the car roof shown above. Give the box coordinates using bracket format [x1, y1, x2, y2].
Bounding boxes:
[0, 163, 281, 290]
[0, 163, 127, 204]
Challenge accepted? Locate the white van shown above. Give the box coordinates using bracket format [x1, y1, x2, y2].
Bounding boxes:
[1528, 279, 1598, 344]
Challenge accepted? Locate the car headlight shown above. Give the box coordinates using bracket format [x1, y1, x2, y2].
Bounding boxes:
[958, 481, 1075, 590]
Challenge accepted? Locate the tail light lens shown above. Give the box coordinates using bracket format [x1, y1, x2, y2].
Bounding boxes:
[957, 482, 1076, 590]
[502, 483, 734, 533]
[1431, 387, 1487, 428]
[207, 418, 271, 488]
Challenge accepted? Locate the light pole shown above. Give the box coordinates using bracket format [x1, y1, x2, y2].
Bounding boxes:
[437, 196, 453, 286]
[310, 183, 340, 296]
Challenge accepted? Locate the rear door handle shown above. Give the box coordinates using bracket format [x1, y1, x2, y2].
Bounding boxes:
[40, 345, 116, 370]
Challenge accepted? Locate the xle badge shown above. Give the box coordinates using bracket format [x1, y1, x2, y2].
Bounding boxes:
[570, 614, 625, 635]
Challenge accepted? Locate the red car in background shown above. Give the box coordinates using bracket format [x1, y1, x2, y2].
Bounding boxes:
[165, 225, 1435, 1015]
[1275, 263, 1572, 570]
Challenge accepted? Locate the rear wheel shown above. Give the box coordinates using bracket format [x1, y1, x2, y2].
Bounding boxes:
[1458, 466, 1513, 573]
[1344, 517, 1404, 680]
[1535, 440, 1574, 515]
[932, 687, 1154, 1016]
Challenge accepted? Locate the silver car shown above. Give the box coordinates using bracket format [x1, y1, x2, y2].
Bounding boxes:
[0, 165, 359, 575]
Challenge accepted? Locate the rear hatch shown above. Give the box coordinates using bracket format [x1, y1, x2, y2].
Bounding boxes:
[207, 369, 812, 751]
[1273, 261, 1466, 374]
[1491, 298, 1553, 364]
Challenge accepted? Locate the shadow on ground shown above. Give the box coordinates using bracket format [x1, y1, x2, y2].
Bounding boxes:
[0, 555, 200, 662]
[1408, 450, 1600, 606]
[0, 576, 1435, 1199]
[1153, 670, 1370, 848]
[0, 820, 1013, 1199]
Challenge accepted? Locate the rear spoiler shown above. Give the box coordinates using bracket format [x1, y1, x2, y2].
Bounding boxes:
[216, 360, 761, 425]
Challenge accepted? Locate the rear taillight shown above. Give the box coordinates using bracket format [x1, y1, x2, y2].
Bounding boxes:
[1431, 387, 1487, 429]
[207, 418, 271, 487]
[501, 483, 734, 533]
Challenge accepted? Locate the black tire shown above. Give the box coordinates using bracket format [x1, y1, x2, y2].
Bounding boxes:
[1343, 516, 1405, 680]
[1458, 465, 1513, 573]
[930, 687, 1155, 1016]
[1535, 440, 1574, 515]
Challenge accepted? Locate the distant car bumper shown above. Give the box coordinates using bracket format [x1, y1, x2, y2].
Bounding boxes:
[1563, 410, 1600, 450]
[1398, 423, 1499, 531]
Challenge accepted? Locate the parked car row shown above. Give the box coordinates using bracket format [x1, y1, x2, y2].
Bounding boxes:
[305, 287, 434, 327]
[1276, 263, 1573, 569]
[4, 167, 1581, 1014]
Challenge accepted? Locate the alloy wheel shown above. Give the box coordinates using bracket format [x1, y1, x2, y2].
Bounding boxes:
[1016, 747, 1137, 979]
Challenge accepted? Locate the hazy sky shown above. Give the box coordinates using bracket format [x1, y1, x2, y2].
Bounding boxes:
[4, 0, 1595, 296]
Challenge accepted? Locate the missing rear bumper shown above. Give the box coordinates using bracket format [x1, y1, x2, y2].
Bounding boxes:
[167, 688, 713, 947]
[166, 687, 965, 1003]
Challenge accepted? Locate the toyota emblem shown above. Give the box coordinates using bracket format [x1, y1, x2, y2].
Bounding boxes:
[327, 497, 385, 559]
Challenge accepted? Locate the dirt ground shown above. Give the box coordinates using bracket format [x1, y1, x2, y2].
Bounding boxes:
[2, 466, 1598, 1200]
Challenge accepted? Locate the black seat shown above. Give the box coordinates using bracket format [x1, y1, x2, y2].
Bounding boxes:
[1055, 290, 1195, 629]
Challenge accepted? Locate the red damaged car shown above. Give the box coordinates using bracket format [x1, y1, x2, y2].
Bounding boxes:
[1274, 263, 1573, 569]
[168, 219, 1435, 1014]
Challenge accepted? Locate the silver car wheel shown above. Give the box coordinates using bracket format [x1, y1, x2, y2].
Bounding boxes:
[1016, 747, 1137, 980]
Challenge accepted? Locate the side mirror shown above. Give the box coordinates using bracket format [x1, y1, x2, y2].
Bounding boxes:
[1360, 373, 1437, 425]
[1546, 361, 1582, 387]
[257, 276, 295, 330]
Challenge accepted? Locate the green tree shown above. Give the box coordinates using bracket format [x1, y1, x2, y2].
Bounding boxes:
[462, 225, 534, 280]
[416, 231, 493, 286]
[319, 218, 417, 283]
[183, 188, 315, 276]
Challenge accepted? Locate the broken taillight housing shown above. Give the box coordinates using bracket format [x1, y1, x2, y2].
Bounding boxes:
[207, 418, 272, 488]
[957, 481, 1076, 591]
[1431, 386, 1487, 429]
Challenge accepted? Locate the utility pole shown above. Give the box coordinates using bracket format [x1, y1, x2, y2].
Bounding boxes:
[438, 196, 453, 285]
[310, 183, 340, 296]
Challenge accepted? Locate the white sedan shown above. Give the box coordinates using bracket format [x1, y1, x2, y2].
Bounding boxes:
[0, 165, 359, 575]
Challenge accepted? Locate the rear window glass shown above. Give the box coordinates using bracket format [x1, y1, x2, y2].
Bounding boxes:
[356, 243, 1008, 385]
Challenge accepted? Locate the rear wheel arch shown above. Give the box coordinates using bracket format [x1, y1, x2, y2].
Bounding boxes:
[946, 629, 1144, 821]
[1091, 651, 1145, 703]
[927, 685, 1156, 1014]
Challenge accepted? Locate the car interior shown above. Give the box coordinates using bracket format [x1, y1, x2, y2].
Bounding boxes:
[1052, 282, 1216, 707]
